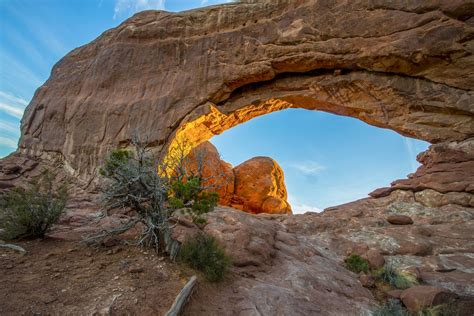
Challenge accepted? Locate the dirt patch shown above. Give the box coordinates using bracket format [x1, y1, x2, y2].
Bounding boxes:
[0, 238, 193, 315]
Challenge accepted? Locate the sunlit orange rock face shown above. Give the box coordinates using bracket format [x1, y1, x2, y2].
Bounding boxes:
[183, 141, 234, 205]
[233, 157, 291, 214]
[185, 142, 292, 214]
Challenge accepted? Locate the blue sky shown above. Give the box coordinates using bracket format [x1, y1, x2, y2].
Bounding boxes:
[0, 0, 429, 212]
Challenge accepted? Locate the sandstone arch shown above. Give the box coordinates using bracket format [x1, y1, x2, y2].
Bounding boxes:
[2, 0, 473, 196]
[1, 2, 474, 314]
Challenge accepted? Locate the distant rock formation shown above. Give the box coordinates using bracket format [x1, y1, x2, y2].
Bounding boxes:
[232, 157, 291, 214]
[185, 142, 292, 214]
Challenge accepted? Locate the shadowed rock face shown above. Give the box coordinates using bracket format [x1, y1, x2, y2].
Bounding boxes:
[10, 0, 473, 189]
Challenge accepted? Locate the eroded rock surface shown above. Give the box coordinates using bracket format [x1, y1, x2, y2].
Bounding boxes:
[183, 141, 235, 205]
[184, 142, 292, 214]
[4, 0, 471, 188]
[232, 157, 291, 214]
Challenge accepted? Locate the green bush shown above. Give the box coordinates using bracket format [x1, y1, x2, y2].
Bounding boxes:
[99, 149, 133, 177]
[0, 170, 68, 239]
[375, 263, 418, 289]
[373, 299, 410, 316]
[180, 233, 231, 282]
[344, 254, 370, 273]
[169, 177, 218, 224]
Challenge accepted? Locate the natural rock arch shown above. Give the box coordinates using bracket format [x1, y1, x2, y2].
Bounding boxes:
[167, 70, 472, 157]
[3, 0, 473, 196]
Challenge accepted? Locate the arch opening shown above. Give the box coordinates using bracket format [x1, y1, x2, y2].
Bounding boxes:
[166, 99, 430, 214]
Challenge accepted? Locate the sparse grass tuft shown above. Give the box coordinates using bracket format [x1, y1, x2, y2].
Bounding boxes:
[344, 254, 370, 273]
[180, 233, 231, 282]
[373, 299, 410, 316]
[375, 263, 418, 289]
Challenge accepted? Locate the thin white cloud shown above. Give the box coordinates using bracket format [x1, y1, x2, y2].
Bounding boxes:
[114, 0, 166, 19]
[0, 136, 18, 149]
[292, 204, 323, 214]
[0, 103, 25, 119]
[0, 51, 43, 92]
[201, 0, 234, 4]
[290, 160, 326, 175]
[287, 194, 323, 214]
[0, 91, 28, 107]
[403, 138, 418, 172]
[0, 119, 20, 135]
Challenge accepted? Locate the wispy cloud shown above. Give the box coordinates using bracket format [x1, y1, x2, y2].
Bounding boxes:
[0, 119, 20, 135]
[0, 103, 25, 119]
[403, 138, 418, 172]
[5, 5, 68, 58]
[287, 194, 322, 214]
[292, 204, 323, 214]
[114, 0, 166, 19]
[0, 136, 18, 149]
[0, 91, 28, 107]
[201, 0, 234, 5]
[290, 160, 326, 175]
[0, 91, 28, 119]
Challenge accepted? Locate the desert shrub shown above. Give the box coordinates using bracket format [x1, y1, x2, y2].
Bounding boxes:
[0, 170, 68, 239]
[85, 137, 220, 254]
[344, 254, 370, 273]
[375, 263, 418, 289]
[169, 176, 219, 224]
[180, 233, 231, 282]
[373, 299, 410, 316]
[99, 149, 133, 177]
[85, 139, 172, 252]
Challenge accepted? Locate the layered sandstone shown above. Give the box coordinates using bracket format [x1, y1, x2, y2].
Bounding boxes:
[6, 0, 472, 189]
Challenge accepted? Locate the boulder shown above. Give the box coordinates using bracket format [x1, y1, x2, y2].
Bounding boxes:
[184, 141, 234, 205]
[233, 157, 291, 214]
[400, 285, 456, 312]
[386, 290, 403, 299]
[359, 273, 375, 288]
[387, 215, 414, 225]
[364, 249, 385, 269]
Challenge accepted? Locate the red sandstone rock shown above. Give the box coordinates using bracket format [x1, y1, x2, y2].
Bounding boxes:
[400, 285, 456, 312]
[183, 141, 234, 205]
[359, 273, 375, 288]
[387, 289, 403, 299]
[2, 0, 470, 190]
[183, 142, 292, 214]
[233, 157, 291, 214]
[364, 249, 385, 269]
[387, 215, 414, 225]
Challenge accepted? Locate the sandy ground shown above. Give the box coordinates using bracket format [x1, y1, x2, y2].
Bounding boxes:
[0, 238, 194, 315]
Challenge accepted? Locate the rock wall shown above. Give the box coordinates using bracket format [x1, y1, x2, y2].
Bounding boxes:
[6, 0, 472, 192]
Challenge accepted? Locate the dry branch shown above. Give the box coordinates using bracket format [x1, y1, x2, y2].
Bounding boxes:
[165, 275, 197, 316]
